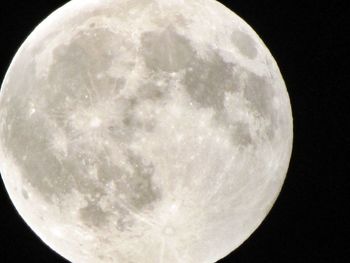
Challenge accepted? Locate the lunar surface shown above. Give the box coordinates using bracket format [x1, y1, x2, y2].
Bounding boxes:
[0, 0, 293, 262]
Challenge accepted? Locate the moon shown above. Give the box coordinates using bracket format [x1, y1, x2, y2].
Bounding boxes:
[0, 0, 293, 262]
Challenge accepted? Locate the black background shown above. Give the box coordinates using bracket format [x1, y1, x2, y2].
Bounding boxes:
[0, 0, 346, 262]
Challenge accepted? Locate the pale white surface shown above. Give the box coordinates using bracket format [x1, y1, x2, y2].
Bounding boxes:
[0, 0, 293, 262]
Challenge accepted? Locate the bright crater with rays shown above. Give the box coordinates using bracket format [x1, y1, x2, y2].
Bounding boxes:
[0, 0, 293, 262]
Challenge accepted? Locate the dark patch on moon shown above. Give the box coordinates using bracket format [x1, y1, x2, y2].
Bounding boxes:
[48, 27, 134, 106]
[232, 122, 253, 146]
[79, 201, 111, 227]
[232, 30, 258, 59]
[183, 45, 276, 140]
[125, 153, 159, 210]
[2, 108, 74, 202]
[22, 189, 29, 200]
[184, 52, 238, 111]
[139, 81, 167, 101]
[141, 26, 194, 72]
[75, 151, 160, 228]
[115, 214, 134, 232]
[122, 102, 156, 132]
[242, 71, 276, 138]
[243, 72, 273, 118]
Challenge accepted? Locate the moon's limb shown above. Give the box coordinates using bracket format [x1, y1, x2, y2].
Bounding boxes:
[0, 0, 293, 262]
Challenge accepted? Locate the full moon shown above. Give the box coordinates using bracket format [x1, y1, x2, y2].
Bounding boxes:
[0, 0, 293, 262]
